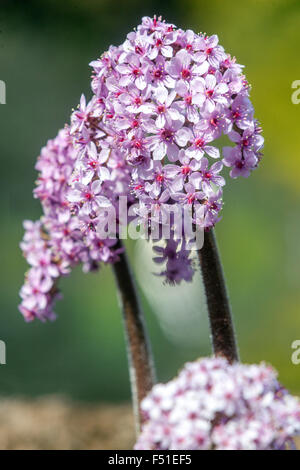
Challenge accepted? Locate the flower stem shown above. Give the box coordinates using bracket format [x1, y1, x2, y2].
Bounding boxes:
[112, 239, 156, 434]
[198, 229, 239, 363]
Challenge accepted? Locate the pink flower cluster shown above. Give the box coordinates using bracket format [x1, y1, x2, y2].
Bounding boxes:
[19, 128, 122, 321]
[69, 16, 263, 283]
[20, 16, 265, 317]
[135, 358, 300, 450]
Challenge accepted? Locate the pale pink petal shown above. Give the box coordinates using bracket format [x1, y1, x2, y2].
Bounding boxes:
[193, 61, 209, 76]
[175, 128, 191, 147]
[166, 142, 179, 161]
[205, 146, 220, 159]
[153, 142, 167, 160]
[205, 74, 217, 90]
[155, 113, 166, 129]
[161, 45, 173, 58]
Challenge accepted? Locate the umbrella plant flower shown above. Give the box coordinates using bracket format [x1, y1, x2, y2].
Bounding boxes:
[135, 358, 300, 450]
[19, 17, 299, 449]
[67, 15, 263, 284]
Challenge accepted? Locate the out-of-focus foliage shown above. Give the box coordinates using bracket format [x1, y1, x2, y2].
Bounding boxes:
[0, 0, 299, 400]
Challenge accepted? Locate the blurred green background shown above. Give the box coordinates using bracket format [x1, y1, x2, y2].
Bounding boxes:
[0, 0, 299, 402]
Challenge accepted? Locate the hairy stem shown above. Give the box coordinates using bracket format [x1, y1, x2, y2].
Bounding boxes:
[112, 240, 156, 434]
[198, 229, 239, 363]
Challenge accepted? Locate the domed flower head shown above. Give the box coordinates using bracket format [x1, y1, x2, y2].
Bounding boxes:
[70, 16, 264, 284]
[135, 357, 300, 450]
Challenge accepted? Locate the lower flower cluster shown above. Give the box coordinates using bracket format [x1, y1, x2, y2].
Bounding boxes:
[135, 357, 300, 450]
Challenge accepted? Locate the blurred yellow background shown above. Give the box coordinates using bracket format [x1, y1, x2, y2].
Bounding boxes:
[0, 0, 299, 402]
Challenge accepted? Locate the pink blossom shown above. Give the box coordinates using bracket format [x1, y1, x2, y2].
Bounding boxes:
[192, 74, 229, 112]
[190, 158, 225, 191]
[186, 129, 219, 160]
[194, 34, 226, 68]
[167, 49, 209, 82]
[139, 86, 180, 128]
[135, 358, 300, 450]
[223, 146, 257, 178]
[145, 118, 190, 161]
[116, 53, 149, 90]
[21, 16, 264, 289]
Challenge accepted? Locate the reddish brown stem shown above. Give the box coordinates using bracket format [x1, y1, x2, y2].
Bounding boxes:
[112, 240, 156, 434]
[198, 229, 239, 363]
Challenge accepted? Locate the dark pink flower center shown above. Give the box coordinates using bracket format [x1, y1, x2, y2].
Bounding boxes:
[185, 95, 192, 105]
[206, 47, 213, 55]
[154, 69, 163, 78]
[206, 89, 214, 98]
[232, 110, 241, 119]
[181, 68, 191, 79]
[161, 129, 174, 142]
[157, 105, 165, 113]
[181, 166, 190, 175]
[132, 68, 140, 76]
[156, 174, 164, 183]
[134, 97, 142, 105]
[133, 139, 142, 149]
[156, 39, 162, 47]
[197, 436, 205, 446]
[134, 155, 145, 164]
[236, 160, 244, 169]
[204, 172, 212, 180]
[210, 117, 218, 127]
[85, 192, 93, 200]
[195, 138, 205, 148]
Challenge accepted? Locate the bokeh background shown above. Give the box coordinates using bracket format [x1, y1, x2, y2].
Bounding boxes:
[1, 0, 300, 408]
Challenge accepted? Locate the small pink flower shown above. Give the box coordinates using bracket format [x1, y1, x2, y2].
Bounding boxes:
[168, 49, 209, 82]
[192, 74, 229, 112]
[145, 118, 190, 161]
[135, 358, 300, 450]
[116, 53, 149, 90]
[186, 129, 220, 160]
[194, 34, 226, 68]
[223, 146, 257, 178]
[139, 86, 181, 128]
[190, 158, 225, 191]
